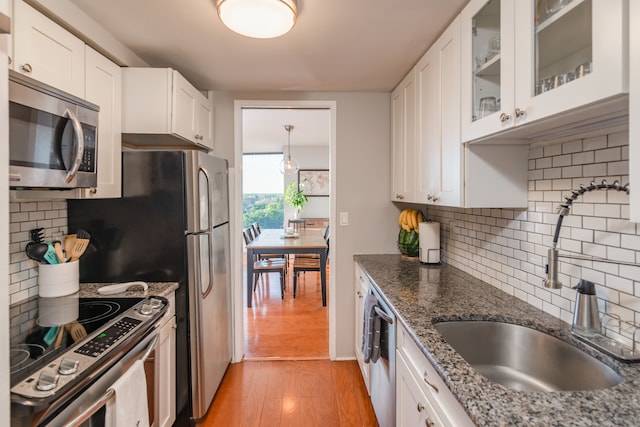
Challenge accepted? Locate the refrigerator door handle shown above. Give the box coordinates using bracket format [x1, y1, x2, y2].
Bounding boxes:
[197, 167, 212, 232]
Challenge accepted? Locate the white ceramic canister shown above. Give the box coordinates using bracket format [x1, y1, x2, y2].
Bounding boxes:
[38, 260, 80, 298]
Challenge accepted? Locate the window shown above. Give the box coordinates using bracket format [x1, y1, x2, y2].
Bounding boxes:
[242, 153, 284, 229]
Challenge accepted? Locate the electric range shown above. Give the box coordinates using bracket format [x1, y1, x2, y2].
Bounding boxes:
[10, 294, 167, 425]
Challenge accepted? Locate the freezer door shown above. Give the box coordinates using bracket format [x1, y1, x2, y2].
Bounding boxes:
[186, 224, 231, 421]
[185, 152, 229, 233]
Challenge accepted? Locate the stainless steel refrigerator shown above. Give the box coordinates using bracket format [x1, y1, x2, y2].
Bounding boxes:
[68, 150, 231, 425]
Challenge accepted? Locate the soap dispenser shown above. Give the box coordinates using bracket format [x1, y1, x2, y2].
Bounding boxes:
[572, 279, 601, 337]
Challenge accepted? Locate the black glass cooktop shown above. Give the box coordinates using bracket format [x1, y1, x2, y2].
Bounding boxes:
[9, 296, 143, 386]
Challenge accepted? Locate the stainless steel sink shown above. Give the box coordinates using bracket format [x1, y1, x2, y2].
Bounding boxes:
[434, 321, 622, 392]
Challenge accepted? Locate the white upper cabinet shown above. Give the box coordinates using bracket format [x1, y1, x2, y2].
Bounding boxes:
[417, 17, 463, 206]
[81, 46, 122, 199]
[461, 0, 628, 143]
[122, 67, 214, 151]
[12, 0, 85, 98]
[390, 69, 417, 202]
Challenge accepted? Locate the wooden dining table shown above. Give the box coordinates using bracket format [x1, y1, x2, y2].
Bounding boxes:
[246, 228, 328, 307]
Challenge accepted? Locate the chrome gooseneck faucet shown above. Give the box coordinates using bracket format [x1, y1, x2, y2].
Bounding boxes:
[544, 179, 630, 289]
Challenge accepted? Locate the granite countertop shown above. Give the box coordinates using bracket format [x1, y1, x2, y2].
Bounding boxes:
[354, 254, 640, 427]
[78, 282, 179, 298]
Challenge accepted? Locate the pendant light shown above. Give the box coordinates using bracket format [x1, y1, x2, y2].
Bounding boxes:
[280, 124, 299, 175]
[216, 0, 298, 39]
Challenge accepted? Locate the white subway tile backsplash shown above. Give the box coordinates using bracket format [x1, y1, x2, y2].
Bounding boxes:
[583, 163, 608, 177]
[8, 201, 68, 303]
[562, 140, 583, 154]
[595, 147, 622, 163]
[428, 131, 640, 335]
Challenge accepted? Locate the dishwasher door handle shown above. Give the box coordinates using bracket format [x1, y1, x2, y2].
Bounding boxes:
[374, 306, 394, 324]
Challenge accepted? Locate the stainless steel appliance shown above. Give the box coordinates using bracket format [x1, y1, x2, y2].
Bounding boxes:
[68, 150, 232, 425]
[9, 70, 99, 189]
[10, 296, 168, 426]
[368, 286, 396, 427]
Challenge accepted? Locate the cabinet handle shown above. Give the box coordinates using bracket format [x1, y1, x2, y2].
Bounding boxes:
[395, 194, 404, 200]
[499, 112, 511, 123]
[427, 194, 433, 201]
[417, 402, 425, 412]
[426, 417, 435, 427]
[21, 63, 32, 73]
[432, 195, 439, 202]
[89, 187, 97, 194]
[423, 371, 439, 392]
[357, 291, 363, 298]
[515, 108, 526, 119]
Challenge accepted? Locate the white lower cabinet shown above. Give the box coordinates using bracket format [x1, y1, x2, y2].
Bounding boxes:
[396, 324, 474, 427]
[156, 293, 176, 427]
[354, 263, 370, 393]
[397, 352, 443, 427]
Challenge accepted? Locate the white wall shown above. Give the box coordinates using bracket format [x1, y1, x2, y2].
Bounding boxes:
[215, 91, 399, 359]
[283, 145, 330, 221]
[429, 131, 638, 348]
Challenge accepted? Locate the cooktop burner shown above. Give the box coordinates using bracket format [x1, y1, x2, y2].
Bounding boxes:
[10, 296, 142, 386]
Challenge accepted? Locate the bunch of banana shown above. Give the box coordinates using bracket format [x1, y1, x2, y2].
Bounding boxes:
[398, 208, 424, 232]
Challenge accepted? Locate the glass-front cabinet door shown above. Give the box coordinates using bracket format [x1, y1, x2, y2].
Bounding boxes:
[514, 0, 627, 126]
[461, 0, 516, 142]
[461, 0, 627, 143]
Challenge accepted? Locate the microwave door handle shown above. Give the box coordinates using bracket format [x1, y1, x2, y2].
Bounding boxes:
[63, 108, 85, 184]
[61, 334, 159, 427]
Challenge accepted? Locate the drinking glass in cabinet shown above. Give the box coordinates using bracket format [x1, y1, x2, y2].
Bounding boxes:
[534, 0, 592, 96]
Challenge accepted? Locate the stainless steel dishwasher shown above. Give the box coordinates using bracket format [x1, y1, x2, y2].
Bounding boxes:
[368, 286, 396, 427]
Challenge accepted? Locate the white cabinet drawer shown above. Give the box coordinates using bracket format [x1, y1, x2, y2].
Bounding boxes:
[397, 324, 474, 427]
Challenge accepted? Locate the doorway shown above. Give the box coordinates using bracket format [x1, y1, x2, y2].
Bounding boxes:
[233, 102, 336, 362]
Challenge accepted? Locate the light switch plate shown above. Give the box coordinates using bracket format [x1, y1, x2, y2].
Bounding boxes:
[340, 212, 349, 226]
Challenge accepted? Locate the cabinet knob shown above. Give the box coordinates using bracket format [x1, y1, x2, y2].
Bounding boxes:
[417, 402, 425, 412]
[426, 417, 435, 427]
[499, 112, 511, 123]
[89, 187, 97, 194]
[21, 63, 32, 73]
[396, 194, 404, 200]
[357, 291, 363, 298]
[515, 108, 526, 119]
[427, 194, 433, 201]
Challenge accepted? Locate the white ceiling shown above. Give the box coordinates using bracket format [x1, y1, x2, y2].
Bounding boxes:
[242, 108, 331, 152]
[68, 0, 467, 152]
[69, 0, 468, 92]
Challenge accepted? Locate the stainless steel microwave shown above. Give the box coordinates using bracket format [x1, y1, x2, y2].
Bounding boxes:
[9, 70, 99, 189]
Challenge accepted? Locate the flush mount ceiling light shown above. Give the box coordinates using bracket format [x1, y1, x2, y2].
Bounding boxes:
[280, 124, 299, 175]
[216, 0, 298, 39]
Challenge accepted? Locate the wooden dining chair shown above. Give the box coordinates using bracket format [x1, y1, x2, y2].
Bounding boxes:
[243, 228, 287, 299]
[295, 224, 329, 261]
[292, 237, 329, 298]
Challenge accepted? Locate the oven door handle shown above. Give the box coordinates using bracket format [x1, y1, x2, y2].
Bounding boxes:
[61, 334, 159, 427]
[374, 306, 394, 324]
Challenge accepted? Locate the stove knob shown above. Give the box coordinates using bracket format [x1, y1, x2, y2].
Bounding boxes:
[139, 303, 153, 316]
[35, 372, 59, 391]
[58, 358, 80, 375]
[149, 298, 163, 309]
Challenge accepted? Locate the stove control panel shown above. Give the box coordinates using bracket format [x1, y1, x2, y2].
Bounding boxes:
[11, 297, 167, 400]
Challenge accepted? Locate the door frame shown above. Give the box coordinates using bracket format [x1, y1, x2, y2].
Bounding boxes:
[231, 99, 337, 362]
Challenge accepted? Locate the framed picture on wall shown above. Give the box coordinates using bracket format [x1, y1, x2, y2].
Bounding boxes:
[298, 169, 329, 197]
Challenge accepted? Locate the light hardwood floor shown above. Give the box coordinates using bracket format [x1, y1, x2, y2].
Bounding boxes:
[200, 254, 378, 426]
[244, 256, 329, 359]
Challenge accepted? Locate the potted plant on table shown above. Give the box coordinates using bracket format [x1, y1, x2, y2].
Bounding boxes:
[285, 181, 307, 219]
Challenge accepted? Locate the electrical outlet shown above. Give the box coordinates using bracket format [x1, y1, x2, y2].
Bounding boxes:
[340, 212, 349, 226]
